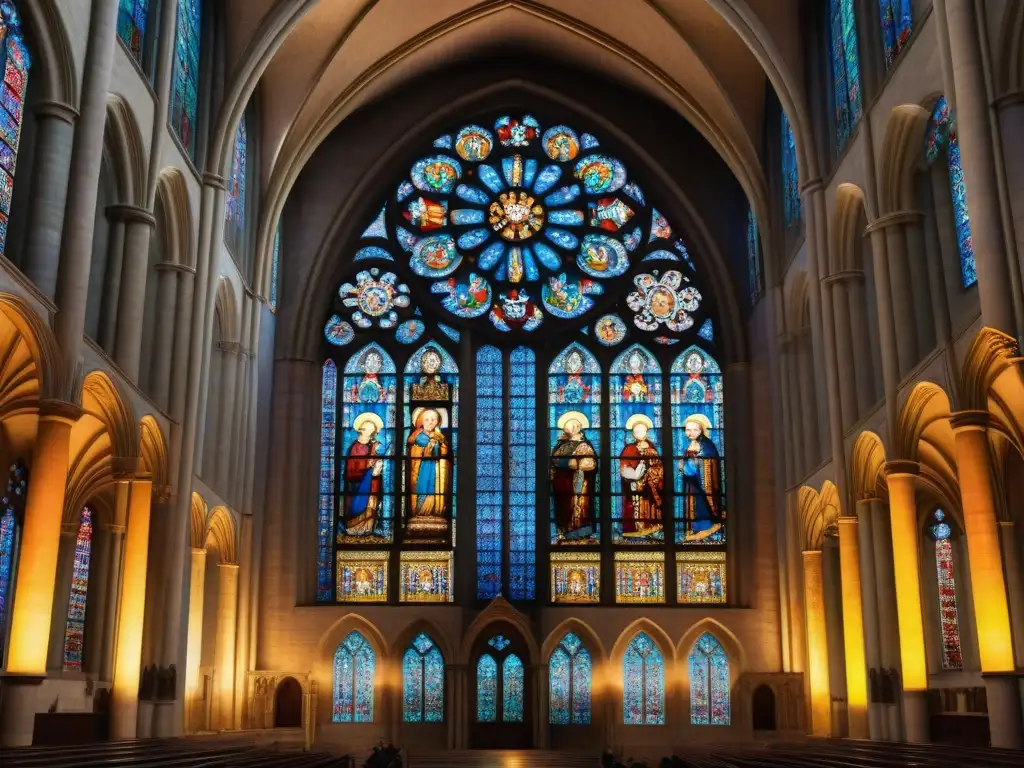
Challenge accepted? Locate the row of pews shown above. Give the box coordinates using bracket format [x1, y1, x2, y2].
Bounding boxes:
[0, 738, 354, 768]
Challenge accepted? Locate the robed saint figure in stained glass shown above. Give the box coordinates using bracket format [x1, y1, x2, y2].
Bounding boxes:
[550, 411, 597, 539]
[406, 407, 450, 536]
[343, 413, 385, 535]
[679, 414, 723, 541]
[619, 414, 664, 538]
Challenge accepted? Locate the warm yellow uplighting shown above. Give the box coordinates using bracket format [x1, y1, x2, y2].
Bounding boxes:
[802, 550, 831, 736]
[214, 562, 240, 729]
[838, 517, 869, 739]
[184, 548, 208, 700]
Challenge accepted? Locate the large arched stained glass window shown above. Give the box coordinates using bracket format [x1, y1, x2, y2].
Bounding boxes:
[0, 460, 27, 660]
[0, 1, 30, 256]
[170, 0, 201, 158]
[879, 0, 912, 69]
[689, 632, 730, 725]
[829, 0, 862, 152]
[623, 631, 664, 724]
[781, 112, 800, 229]
[316, 360, 337, 602]
[928, 509, 962, 670]
[477, 635, 523, 723]
[403, 633, 445, 722]
[62, 506, 93, 671]
[117, 0, 149, 63]
[549, 632, 591, 724]
[333, 630, 375, 722]
[477, 653, 498, 722]
[925, 96, 976, 288]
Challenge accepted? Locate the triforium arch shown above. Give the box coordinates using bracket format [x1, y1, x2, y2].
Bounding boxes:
[877, 103, 933, 216]
[0, 291, 66, 411]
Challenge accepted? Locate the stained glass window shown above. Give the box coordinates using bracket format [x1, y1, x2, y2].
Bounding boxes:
[677, 551, 727, 604]
[623, 631, 664, 724]
[0, 460, 27, 660]
[333, 630, 375, 722]
[0, 2, 31, 256]
[829, 0, 862, 152]
[502, 653, 524, 722]
[924, 96, 976, 287]
[170, 0, 201, 159]
[403, 633, 445, 722]
[62, 507, 93, 671]
[316, 360, 337, 601]
[781, 112, 801, 229]
[400, 551, 453, 602]
[477, 638, 523, 723]
[549, 632, 591, 724]
[689, 632, 730, 725]
[117, 0, 148, 63]
[551, 552, 600, 603]
[336, 551, 387, 602]
[476, 345, 503, 599]
[508, 347, 536, 600]
[224, 113, 246, 238]
[270, 224, 280, 311]
[928, 509, 962, 670]
[614, 551, 665, 604]
[879, 0, 912, 69]
[747, 207, 762, 304]
[477, 653, 498, 722]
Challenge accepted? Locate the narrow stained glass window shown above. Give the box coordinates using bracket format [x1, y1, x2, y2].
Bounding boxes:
[477, 653, 498, 722]
[333, 630, 375, 722]
[316, 360, 337, 601]
[924, 96, 976, 288]
[0, 1, 31, 256]
[549, 632, 591, 724]
[62, 506, 93, 671]
[689, 632, 731, 725]
[117, 0, 149, 63]
[879, 0, 912, 69]
[0, 460, 27, 660]
[270, 224, 280, 311]
[402, 633, 445, 722]
[476, 346, 503, 599]
[781, 112, 801, 229]
[170, 0, 201, 159]
[623, 631, 664, 724]
[829, 0, 862, 152]
[747, 207, 762, 304]
[224, 113, 247, 237]
[929, 509, 962, 670]
[508, 347, 536, 600]
[502, 653, 524, 722]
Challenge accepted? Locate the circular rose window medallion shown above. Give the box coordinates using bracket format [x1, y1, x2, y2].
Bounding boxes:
[489, 191, 544, 242]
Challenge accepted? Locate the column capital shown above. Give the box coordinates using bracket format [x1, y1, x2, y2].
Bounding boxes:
[153, 484, 174, 504]
[111, 456, 141, 480]
[203, 172, 227, 190]
[822, 269, 865, 286]
[217, 561, 240, 571]
[34, 99, 79, 124]
[799, 178, 824, 195]
[38, 399, 82, 425]
[949, 410, 990, 431]
[106, 204, 156, 227]
[884, 459, 919, 477]
[99, 523, 127, 534]
[837, 515, 858, 526]
[864, 211, 925, 234]
[856, 494, 881, 504]
[154, 261, 196, 274]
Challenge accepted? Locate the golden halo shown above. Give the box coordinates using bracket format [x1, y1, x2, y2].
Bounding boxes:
[625, 413, 653, 432]
[683, 413, 712, 438]
[411, 407, 448, 429]
[353, 412, 384, 433]
[556, 410, 590, 431]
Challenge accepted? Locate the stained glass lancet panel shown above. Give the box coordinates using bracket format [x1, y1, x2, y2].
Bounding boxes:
[339, 344, 397, 546]
[62, 507, 94, 671]
[929, 509, 963, 670]
[689, 632, 731, 725]
[781, 112, 800, 229]
[170, 0, 201, 158]
[270, 224, 280, 311]
[333, 630, 375, 722]
[402, 633, 445, 722]
[0, 2, 31, 255]
[549, 632, 591, 725]
[403, 343, 458, 543]
[925, 96, 976, 288]
[610, 345, 663, 544]
[879, 0, 912, 69]
[476, 346, 503, 599]
[117, 0, 149, 63]
[502, 653, 525, 723]
[672, 347, 725, 546]
[747, 207, 762, 305]
[225, 114, 247, 235]
[316, 360, 337, 602]
[549, 344, 601, 545]
[477, 653, 498, 722]
[623, 632, 664, 724]
[829, 0, 862, 152]
[0, 460, 27, 660]
[508, 347, 536, 599]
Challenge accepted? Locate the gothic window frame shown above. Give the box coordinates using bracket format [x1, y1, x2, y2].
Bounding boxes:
[170, 0, 201, 160]
[622, 631, 665, 725]
[924, 508, 964, 671]
[781, 111, 801, 230]
[224, 110, 248, 258]
[0, 0, 31, 257]
[548, 631, 592, 725]
[747, 207, 762, 306]
[62, 506, 94, 671]
[828, 0, 863, 153]
[332, 630, 376, 723]
[878, 0, 913, 70]
[476, 634, 525, 724]
[688, 631, 731, 725]
[402, 632, 445, 723]
[116, 0, 150, 67]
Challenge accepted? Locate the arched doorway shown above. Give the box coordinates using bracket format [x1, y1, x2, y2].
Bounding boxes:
[470, 623, 532, 749]
[274, 677, 303, 728]
[752, 684, 776, 731]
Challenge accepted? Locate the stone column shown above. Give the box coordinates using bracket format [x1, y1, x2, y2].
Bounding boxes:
[111, 479, 154, 740]
[98, 212, 127, 352]
[184, 548, 207, 732]
[883, 462, 929, 743]
[949, 411, 1022, 748]
[101, 482, 131, 683]
[21, 100, 78, 298]
[826, 274, 857, 429]
[869, 498, 901, 741]
[944, 0, 1018, 335]
[53, 0, 120, 369]
[83, 524, 112, 676]
[213, 562, 240, 730]
[802, 550, 831, 737]
[882, 219, 918, 375]
[865, 227, 901, 439]
[214, 342, 240, 493]
[909, 210, 951, 347]
[845, 274, 875, 416]
[795, 330, 818, 469]
[837, 517, 869, 738]
[45, 530, 78, 671]
[996, 94, 1024, 274]
[150, 264, 181, 410]
[113, 206, 157, 381]
[169, 267, 196, 421]
[855, 499, 884, 739]
[997, 522, 1024, 668]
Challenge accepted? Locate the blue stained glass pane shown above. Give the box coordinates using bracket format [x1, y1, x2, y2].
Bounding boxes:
[545, 185, 581, 206]
[747, 207, 762, 304]
[478, 164, 504, 194]
[698, 318, 714, 342]
[458, 228, 490, 250]
[362, 205, 387, 239]
[0, 460, 27, 659]
[437, 323, 461, 343]
[502, 654, 524, 723]
[581, 133, 599, 149]
[224, 114, 247, 232]
[622, 181, 645, 206]
[117, 1, 149, 62]
[270, 225, 280, 310]
[548, 210, 584, 226]
[879, 0, 913, 69]
[549, 633, 591, 725]
[476, 346, 504, 600]
[689, 633, 730, 725]
[403, 633, 445, 722]
[533, 165, 562, 195]
[545, 228, 578, 250]
[830, 0, 862, 152]
[171, 0, 201, 159]
[0, 3, 30, 255]
[62, 506, 93, 670]
[782, 111, 801, 228]
[477, 654, 498, 722]
[354, 246, 393, 263]
[450, 208, 486, 226]
[333, 630, 375, 722]
[433, 134, 452, 149]
[623, 632, 664, 724]
[456, 184, 490, 205]
[509, 347, 536, 600]
[549, 647, 571, 724]
[317, 361, 337, 600]
[397, 180, 415, 202]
